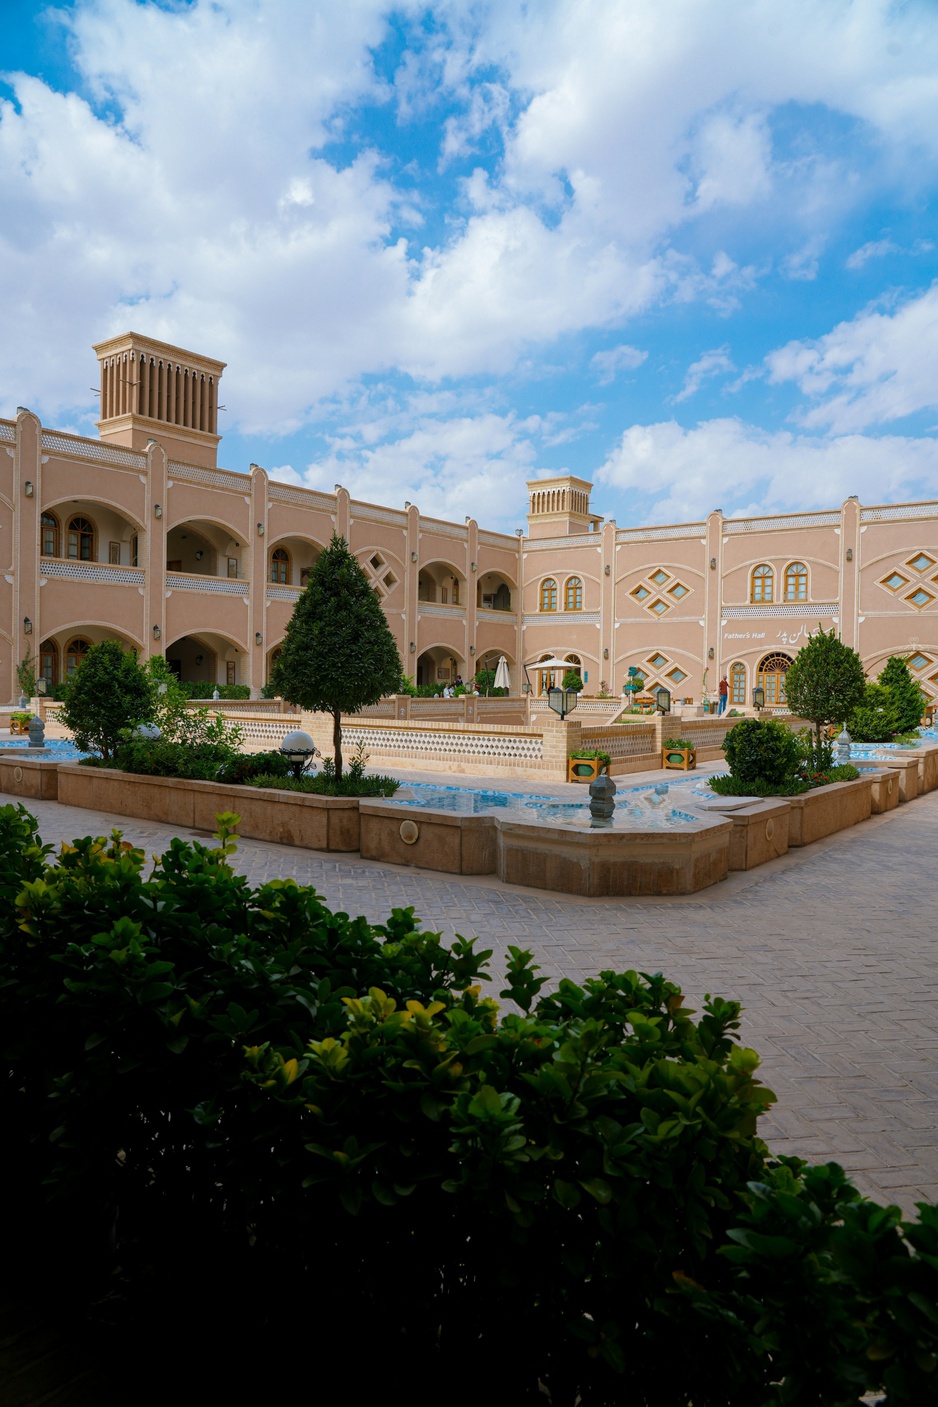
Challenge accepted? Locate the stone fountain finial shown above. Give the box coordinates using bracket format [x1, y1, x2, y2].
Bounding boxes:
[834, 727, 852, 765]
[589, 772, 617, 827]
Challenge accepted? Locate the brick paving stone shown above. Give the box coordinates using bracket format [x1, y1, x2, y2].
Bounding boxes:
[9, 782, 938, 1215]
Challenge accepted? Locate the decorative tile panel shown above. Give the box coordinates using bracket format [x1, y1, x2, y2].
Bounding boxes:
[41, 560, 145, 585]
[42, 432, 146, 468]
[721, 602, 838, 618]
[168, 462, 248, 491]
[166, 572, 248, 594]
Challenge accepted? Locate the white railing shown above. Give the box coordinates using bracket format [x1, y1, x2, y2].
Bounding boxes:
[418, 602, 466, 617]
[721, 602, 838, 619]
[723, 511, 840, 532]
[167, 462, 248, 491]
[166, 571, 248, 594]
[41, 430, 146, 468]
[41, 559, 145, 585]
[266, 584, 302, 601]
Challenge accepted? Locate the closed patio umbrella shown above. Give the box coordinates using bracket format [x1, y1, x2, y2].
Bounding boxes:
[494, 655, 511, 691]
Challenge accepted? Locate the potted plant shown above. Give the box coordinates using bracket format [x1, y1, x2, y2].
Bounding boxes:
[567, 747, 611, 782]
[10, 710, 33, 736]
[662, 736, 697, 771]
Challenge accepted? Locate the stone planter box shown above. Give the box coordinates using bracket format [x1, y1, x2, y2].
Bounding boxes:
[360, 803, 497, 875]
[55, 764, 361, 852]
[0, 754, 59, 801]
[661, 746, 697, 772]
[853, 755, 919, 803]
[567, 756, 609, 783]
[864, 767, 900, 814]
[690, 796, 790, 870]
[786, 775, 873, 847]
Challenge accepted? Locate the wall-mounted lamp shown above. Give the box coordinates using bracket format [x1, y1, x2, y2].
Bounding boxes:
[710, 557, 717, 570]
[471, 561, 477, 572]
[404, 500, 411, 509]
[152, 625, 161, 640]
[465, 516, 471, 524]
[195, 655, 203, 666]
[409, 641, 416, 653]
[24, 481, 33, 497]
[257, 522, 265, 536]
[515, 528, 524, 537]
[411, 551, 418, 563]
[154, 504, 162, 519]
[23, 616, 32, 635]
[334, 484, 342, 493]
[255, 632, 263, 645]
[753, 685, 765, 709]
[708, 647, 714, 660]
[603, 648, 609, 659]
[469, 645, 476, 656]
[249, 462, 261, 472]
[604, 564, 610, 576]
[846, 548, 854, 561]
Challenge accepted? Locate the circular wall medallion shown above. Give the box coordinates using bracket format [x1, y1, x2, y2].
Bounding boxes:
[887, 777, 893, 795]
[399, 819, 420, 845]
[764, 818, 775, 840]
[13, 766, 23, 784]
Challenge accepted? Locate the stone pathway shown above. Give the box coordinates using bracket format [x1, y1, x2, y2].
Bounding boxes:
[11, 782, 938, 1215]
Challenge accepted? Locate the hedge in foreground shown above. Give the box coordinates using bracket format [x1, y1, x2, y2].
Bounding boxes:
[0, 802, 935, 1405]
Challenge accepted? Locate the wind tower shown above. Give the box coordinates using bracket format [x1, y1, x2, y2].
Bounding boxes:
[93, 332, 226, 467]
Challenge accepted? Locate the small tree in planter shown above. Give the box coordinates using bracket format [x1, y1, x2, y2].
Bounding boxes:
[784, 627, 866, 767]
[562, 670, 584, 692]
[879, 655, 926, 734]
[59, 640, 153, 762]
[272, 534, 402, 780]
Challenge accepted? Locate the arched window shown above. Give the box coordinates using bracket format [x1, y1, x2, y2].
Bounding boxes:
[784, 562, 808, 601]
[267, 646, 282, 682]
[564, 577, 583, 611]
[65, 637, 92, 678]
[757, 652, 792, 706]
[730, 661, 746, 705]
[270, 547, 291, 584]
[66, 516, 95, 562]
[39, 639, 58, 691]
[750, 564, 774, 604]
[41, 512, 59, 557]
[540, 578, 558, 611]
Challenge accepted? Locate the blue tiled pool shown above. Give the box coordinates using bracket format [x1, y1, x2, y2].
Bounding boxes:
[0, 738, 89, 761]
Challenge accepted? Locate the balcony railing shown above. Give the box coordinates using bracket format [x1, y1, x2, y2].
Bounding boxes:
[166, 571, 248, 594]
[418, 602, 466, 617]
[40, 558, 144, 585]
[266, 583, 302, 601]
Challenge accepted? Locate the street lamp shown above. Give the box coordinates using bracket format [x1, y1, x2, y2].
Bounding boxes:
[278, 729, 320, 779]
[655, 686, 671, 713]
[752, 685, 766, 710]
[546, 683, 580, 720]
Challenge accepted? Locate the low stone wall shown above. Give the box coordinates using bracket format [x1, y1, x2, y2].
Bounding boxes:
[55, 765, 360, 851]
[359, 804, 496, 875]
[300, 715, 558, 779]
[721, 799, 790, 871]
[786, 775, 873, 847]
[0, 754, 59, 801]
[853, 755, 920, 803]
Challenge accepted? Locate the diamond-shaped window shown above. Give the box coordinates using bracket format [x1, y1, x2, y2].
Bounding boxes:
[668, 581, 689, 599]
[649, 569, 669, 586]
[383, 572, 397, 588]
[907, 588, 935, 609]
[647, 653, 668, 669]
[882, 571, 909, 592]
[648, 598, 669, 616]
[667, 667, 687, 684]
[909, 653, 931, 671]
[907, 553, 936, 574]
[631, 585, 650, 601]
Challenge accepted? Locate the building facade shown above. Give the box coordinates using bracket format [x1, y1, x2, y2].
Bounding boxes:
[2, 333, 938, 705]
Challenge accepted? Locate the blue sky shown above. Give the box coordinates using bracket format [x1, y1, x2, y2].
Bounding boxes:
[2, 0, 938, 530]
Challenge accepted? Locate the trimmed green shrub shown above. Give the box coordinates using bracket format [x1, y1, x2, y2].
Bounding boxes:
[784, 627, 866, 759]
[246, 771, 399, 796]
[59, 639, 153, 761]
[0, 801, 936, 1402]
[214, 750, 291, 785]
[710, 773, 811, 797]
[111, 737, 238, 780]
[722, 717, 801, 787]
[569, 747, 611, 767]
[562, 669, 584, 691]
[879, 655, 926, 734]
[848, 682, 898, 742]
[172, 680, 251, 699]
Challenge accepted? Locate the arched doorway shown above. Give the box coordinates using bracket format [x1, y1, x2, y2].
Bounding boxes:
[757, 652, 793, 706]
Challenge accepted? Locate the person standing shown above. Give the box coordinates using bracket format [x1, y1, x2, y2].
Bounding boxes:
[718, 675, 729, 715]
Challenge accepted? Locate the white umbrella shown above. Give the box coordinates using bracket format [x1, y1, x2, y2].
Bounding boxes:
[494, 655, 511, 691]
[525, 656, 574, 671]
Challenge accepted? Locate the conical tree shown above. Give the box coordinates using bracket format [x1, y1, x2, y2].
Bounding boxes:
[784, 626, 866, 761]
[879, 655, 926, 734]
[272, 534, 402, 779]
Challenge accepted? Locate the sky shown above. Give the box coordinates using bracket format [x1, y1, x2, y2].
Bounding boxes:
[1, 0, 938, 532]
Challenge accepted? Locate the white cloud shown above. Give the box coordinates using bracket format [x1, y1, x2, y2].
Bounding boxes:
[673, 346, 735, 402]
[589, 343, 647, 384]
[765, 283, 938, 431]
[846, 238, 900, 270]
[596, 417, 938, 524]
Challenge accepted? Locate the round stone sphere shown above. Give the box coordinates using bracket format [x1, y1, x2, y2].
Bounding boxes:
[134, 723, 162, 741]
[280, 729, 316, 755]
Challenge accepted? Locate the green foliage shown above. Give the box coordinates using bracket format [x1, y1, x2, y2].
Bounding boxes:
[848, 681, 899, 743]
[171, 680, 251, 699]
[11, 710, 32, 726]
[794, 723, 835, 772]
[562, 669, 584, 691]
[879, 655, 926, 734]
[1, 805, 936, 1400]
[246, 771, 399, 796]
[570, 747, 611, 766]
[709, 773, 811, 797]
[59, 639, 154, 761]
[722, 717, 802, 787]
[784, 628, 867, 758]
[16, 651, 37, 698]
[114, 738, 241, 780]
[663, 737, 694, 750]
[214, 750, 291, 785]
[272, 534, 402, 778]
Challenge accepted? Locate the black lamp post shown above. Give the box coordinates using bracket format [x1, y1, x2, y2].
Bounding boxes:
[546, 684, 580, 720]
[279, 729, 320, 779]
[752, 685, 766, 710]
[655, 685, 671, 714]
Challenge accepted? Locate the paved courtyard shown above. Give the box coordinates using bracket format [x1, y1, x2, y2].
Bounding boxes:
[14, 777, 938, 1215]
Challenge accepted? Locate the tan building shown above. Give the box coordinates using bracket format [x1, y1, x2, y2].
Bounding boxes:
[2, 332, 938, 707]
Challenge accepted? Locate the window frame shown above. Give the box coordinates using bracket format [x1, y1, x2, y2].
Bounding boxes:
[784, 561, 808, 602]
[750, 564, 774, 604]
[564, 576, 583, 611]
[539, 578, 558, 612]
